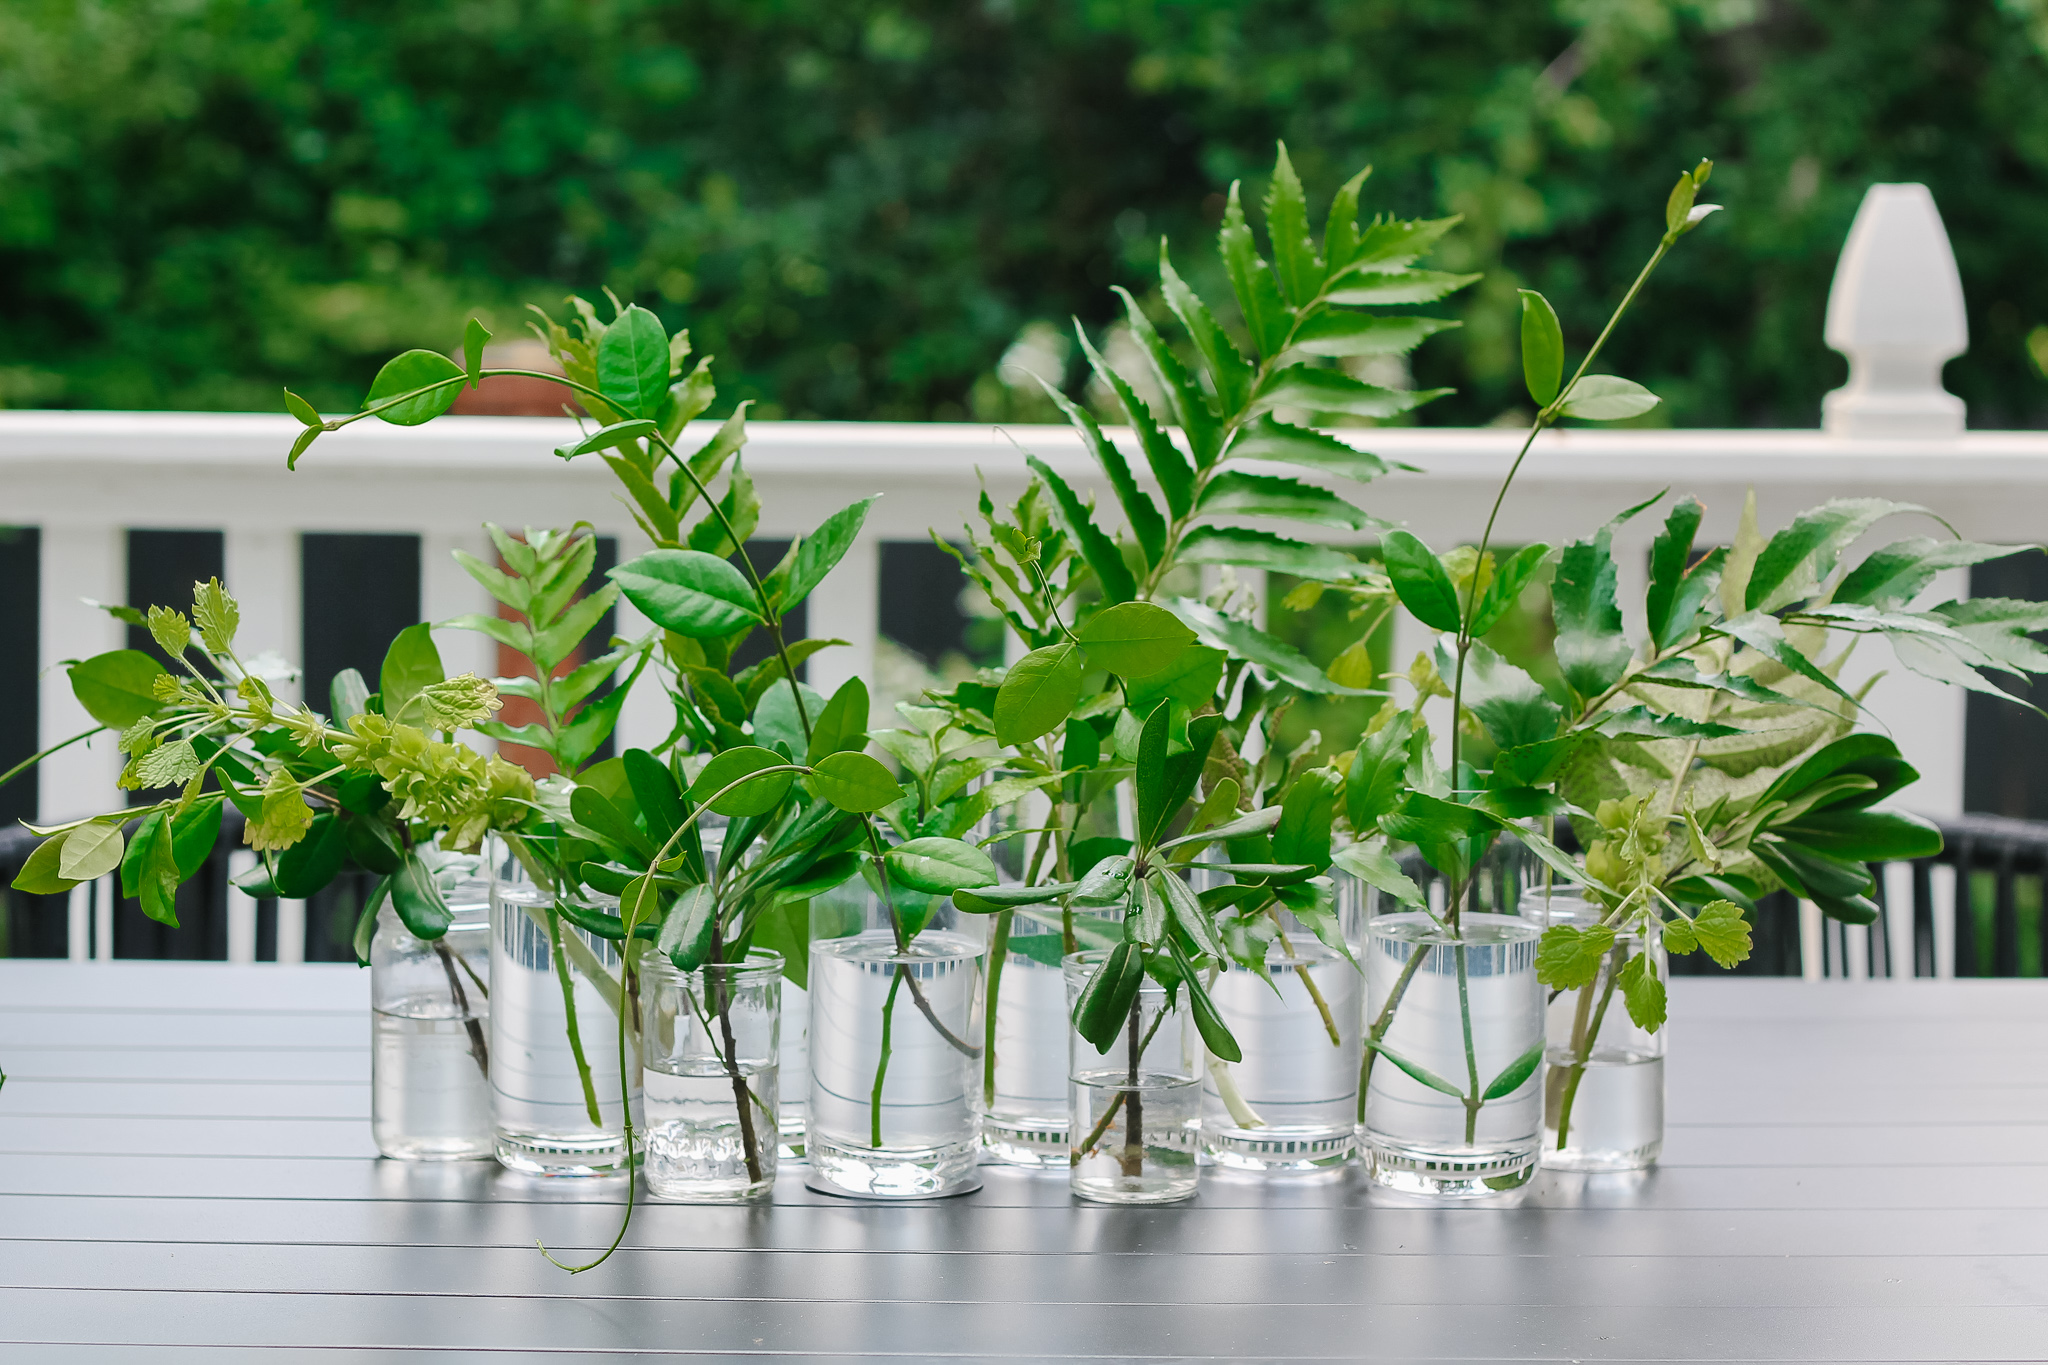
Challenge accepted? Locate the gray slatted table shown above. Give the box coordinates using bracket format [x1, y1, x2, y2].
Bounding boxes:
[1, 961, 2043, 1362]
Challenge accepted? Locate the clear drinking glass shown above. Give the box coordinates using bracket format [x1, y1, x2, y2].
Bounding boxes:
[778, 977, 809, 1160]
[1531, 889, 1666, 1171]
[370, 874, 492, 1160]
[983, 907, 1113, 1166]
[1361, 911, 1543, 1197]
[1202, 909, 1362, 1172]
[640, 949, 781, 1200]
[806, 882, 987, 1198]
[488, 866, 641, 1177]
[1065, 950, 1199, 1203]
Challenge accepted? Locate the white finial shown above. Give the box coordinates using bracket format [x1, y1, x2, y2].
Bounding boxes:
[1822, 183, 1968, 437]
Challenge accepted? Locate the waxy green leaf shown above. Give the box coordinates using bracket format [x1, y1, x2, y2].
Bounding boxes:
[1519, 290, 1564, 408]
[364, 349, 463, 426]
[610, 550, 761, 638]
[689, 746, 794, 816]
[1558, 374, 1659, 421]
[596, 304, 670, 420]
[1381, 530, 1462, 632]
[1076, 601, 1195, 679]
[809, 750, 901, 813]
[69, 650, 165, 728]
[884, 837, 999, 895]
[994, 643, 1083, 746]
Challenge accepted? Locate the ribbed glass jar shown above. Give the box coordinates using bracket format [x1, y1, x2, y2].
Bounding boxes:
[641, 949, 781, 1201]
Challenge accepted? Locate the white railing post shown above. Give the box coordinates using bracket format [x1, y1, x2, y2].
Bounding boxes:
[37, 520, 124, 825]
[1822, 183, 1968, 438]
[806, 534, 881, 709]
[1824, 183, 1972, 823]
[224, 527, 302, 707]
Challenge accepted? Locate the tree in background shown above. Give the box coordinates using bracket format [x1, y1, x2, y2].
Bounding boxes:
[4, 0, 2048, 427]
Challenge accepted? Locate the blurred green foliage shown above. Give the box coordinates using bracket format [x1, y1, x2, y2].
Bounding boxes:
[4, 0, 2048, 425]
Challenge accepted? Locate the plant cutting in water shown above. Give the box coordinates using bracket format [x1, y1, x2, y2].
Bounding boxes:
[923, 146, 1467, 1148]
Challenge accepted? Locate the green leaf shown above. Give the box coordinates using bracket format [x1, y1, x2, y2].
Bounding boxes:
[1751, 837, 1877, 924]
[752, 678, 826, 758]
[1442, 640, 1562, 751]
[1324, 267, 1480, 305]
[1077, 601, 1196, 678]
[1196, 470, 1370, 530]
[1553, 528, 1631, 700]
[1747, 498, 1928, 613]
[806, 677, 871, 764]
[1174, 599, 1373, 696]
[1834, 538, 2030, 610]
[1272, 767, 1341, 870]
[1291, 313, 1458, 358]
[1470, 543, 1551, 637]
[1721, 613, 1860, 710]
[1344, 711, 1414, 833]
[273, 810, 347, 900]
[1225, 415, 1391, 484]
[287, 426, 322, 468]
[1113, 285, 1220, 468]
[170, 799, 222, 880]
[1219, 182, 1291, 359]
[13, 835, 79, 895]
[1331, 842, 1423, 907]
[1153, 866, 1223, 958]
[1160, 244, 1253, 415]
[1076, 330, 1196, 519]
[132, 813, 182, 928]
[363, 349, 463, 426]
[571, 783, 657, 863]
[1175, 939, 1241, 1061]
[1481, 1039, 1546, 1101]
[1321, 167, 1370, 272]
[563, 418, 660, 459]
[1136, 707, 1222, 849]
[689, 746, 795, 817]
[1264, 143, 1321, 304]
[69, 650, 165, 728]
[1366, 1039, 1465, 1097]
[786, 496, 878, 614]
[1535, 923, 1615, 990]
[389, 851, 454, 940]
[1381, 530, 1462, 631]
[1773, 808, 1941, 861]
[1690, 899, 1753, 969]
[462, 317, 490, 388]
[1177, 526, 1364, 583]
[884, 836, 998, 895]
[1644, 496, 1704, 650]
[58, 822, 124, 882]
[1591, 706, 1742, 741]
[596, 304, 670, 420]
[1126, 644, 1226, 712]
[1352, 214, 1462, 267]
[1072, 942, 1147, 1053]
[1026, 454, 1136, 604]
[1251, 364, 1444, 422]
[1558, 374, 1659, 421]
[1665, 168, 1699, 234]
[660, 884, 718, 972]
[378, 623, 444, 726]
[994, 643, 1083, 746]
[810, 751, 901, 814]
[1040, 370, 1167, 570]
[610, 550, 761, 638]
[282, 388, 323, 428]
[1519, 290, 1564, 408]
[1616, 950, 1666, 1032]
[953, 881, 1078, 913]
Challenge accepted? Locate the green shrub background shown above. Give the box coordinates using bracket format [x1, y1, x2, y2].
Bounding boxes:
[4, 0, 2047, 426]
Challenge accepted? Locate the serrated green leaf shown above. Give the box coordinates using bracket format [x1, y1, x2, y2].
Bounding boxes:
[1553, 528, 1631, 701]
[1160, 244, 1253, 414]
[1175, 598, 1374, 696]
[1690, 899, 1753, 968]
[1219, 181, 1291, 358]
[1616, 950, 1666, 1031]
[1331, 841, 1423, 907]
[1291, 312, 1458, 358]
[1076, 328, 1195, 519]
[1196, 470, 1371, 530]
[1251, 364, 1443, 422]
[1324, 267, 1479, 305]
[1113, 285, 1220, 467]
[1178, 526, 1364, 582]
[1225, 415, 1391, 484]
[1264, 143, 1320, 304]
[1026, 454, 1135, 604]
[1536, 923, 1615, 990]
[1039, 372, 1166, 569]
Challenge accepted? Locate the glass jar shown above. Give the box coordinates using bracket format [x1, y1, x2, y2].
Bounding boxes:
[1361, 911, 1544, 1197]
[1064, 949, 1199, 1204]
[1531, 889, 1666, 1171]
[983, 905, 1115, 1166]
[369, 876, 492, 1160]
[806, 881, 986, 1198]
[640, 949, 781, 1200]
[488, 869, 641, 1177]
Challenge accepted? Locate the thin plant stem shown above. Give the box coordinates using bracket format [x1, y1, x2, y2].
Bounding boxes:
[1554, 943, 1627, 1149]
[983, 908, 1013, 1108]
[1272, 917, 1340, 1047]
[1074, 1001, 1171, 1157]
[1120, 994, 1146, 1179]
[431, 939, 488, 1080]
[0, 726, 105, 793]
[547, 905, 606, 1130]
[707, 920, 766, 1186]
[537, 939, 640, 1275]
[870, 970, 903, 1149]
[1456, 941, 1481, 1144]
[1358, 940, 1428, 1122]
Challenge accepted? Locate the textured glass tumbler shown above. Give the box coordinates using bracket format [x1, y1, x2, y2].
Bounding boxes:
[370, 883, 492, 1161]
[1202, 915, 1362, 1173]
[1533, 891, 1666, 1171]
[1361, 912, 1543, 1197]
[806, 885, 986, 1198]
[641, 950, 781, 1201]
[1065, 951, 1200, 1204]
[488, 879, 641, 1176]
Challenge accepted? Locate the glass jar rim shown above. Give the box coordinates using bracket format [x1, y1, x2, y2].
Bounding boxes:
[638, 947, 784, 984]
[1061, 947, 1171, 993]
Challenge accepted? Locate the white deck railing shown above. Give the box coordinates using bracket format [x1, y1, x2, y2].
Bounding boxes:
[1, 182, 2041, 969]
